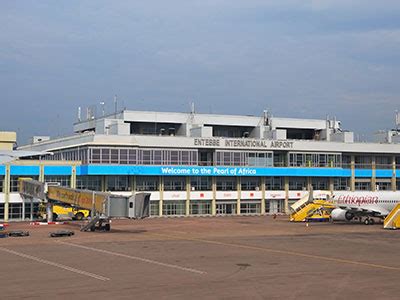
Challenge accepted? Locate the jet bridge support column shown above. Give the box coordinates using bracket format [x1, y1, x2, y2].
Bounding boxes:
[46, 202, 54, 222]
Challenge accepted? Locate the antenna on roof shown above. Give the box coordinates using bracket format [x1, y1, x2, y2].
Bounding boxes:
[77, 107, 81, 122]
[114, 95, 118, 115]
[396, 110, 400, 130]
[190, 101, 195, 114]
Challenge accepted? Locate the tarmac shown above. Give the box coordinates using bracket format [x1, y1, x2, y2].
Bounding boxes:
[0, 215, 399, 299]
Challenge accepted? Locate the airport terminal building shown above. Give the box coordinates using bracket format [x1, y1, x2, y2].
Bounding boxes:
[1, 109, 400, 221]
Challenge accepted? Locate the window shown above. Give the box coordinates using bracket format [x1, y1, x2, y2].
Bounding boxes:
[240, 201, 261, 214]
[163, 201, 186, 215]
[76, 176, 102, 191]
[101, 149, 110, 164]
[44, 176, 70, 187]
[333, 178, 350, 190]
[150, 201, 159, 216]
[241, 177, 260, 191]
[107, 176, 131, 191]
[375, 156, 392, 169]
[354, 179, 371, 191]
[376, 179, 392, 191]
[120, 149, 128, 164]
[136, 176, 159, 191]
[91, 148, 101, 163]
[216, 177, 236, 191]
[0, 176, 3, 192]
[266, 177, 283, 190]
[215, 151, 273, 167]
[9, 203, 23, 220]
[164, 177, 186, 191]
[354, 156, 372, 169]
[190, 201, 211, 215]
[311, 177, 329, 190]
[190, 177, 211, 191]
[24, 202, 40, 219]
[110, 149, 119, 164]
[288, 152, 341, 168]
[289, 177, 307, 190]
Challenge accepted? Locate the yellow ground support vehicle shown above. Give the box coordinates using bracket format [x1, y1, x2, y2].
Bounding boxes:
[38, 203, 90, 221]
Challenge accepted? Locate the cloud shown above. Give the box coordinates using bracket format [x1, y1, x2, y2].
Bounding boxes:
[1, 1, 400, 143]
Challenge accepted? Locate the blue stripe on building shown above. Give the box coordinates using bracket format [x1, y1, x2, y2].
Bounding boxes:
[2, 164, 397, 178]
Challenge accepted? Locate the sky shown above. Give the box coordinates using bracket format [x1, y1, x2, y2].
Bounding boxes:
[1, 0, 400, 144]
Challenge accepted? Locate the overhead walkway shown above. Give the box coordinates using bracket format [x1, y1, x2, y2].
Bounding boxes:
[290, 190, 334, 222]
[384, 203, 400, 230]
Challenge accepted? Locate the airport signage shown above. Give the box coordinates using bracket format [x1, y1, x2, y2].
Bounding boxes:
[160, 166, 257, 176]
[193, 138, 294, 149]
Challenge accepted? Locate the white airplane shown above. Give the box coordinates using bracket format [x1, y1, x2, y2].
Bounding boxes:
[0, 150, 53, 164]
[329, 191, 400, 225]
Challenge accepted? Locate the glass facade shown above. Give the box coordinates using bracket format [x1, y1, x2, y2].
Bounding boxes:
[288, 152, 341, 168]
[45, 176, 71, 187]
[76, 176, 102, 191]
[190, 201, 211, 215]
[163, 201, 186, 216]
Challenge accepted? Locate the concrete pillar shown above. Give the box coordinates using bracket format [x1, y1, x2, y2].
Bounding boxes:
[392, 156, 396, 191]
[46, 202, 54, 222]
[131, 175, 136, 192]
[307, 177, 312, 190]
[371, 157, 376, 191]
[212, 177, 216, 216]
[329, 177, 334, 193]
[70, 165, 77, 189]
[350, 155, 355, 191]
[284, 177, 289, 214]
[4, 164, 10, 222]
[101, 175, 107, 192]
[39, 164, 45, 182]
[261, 177, 266, 215]
[236, 177, 241, 215]
[159, 176, 163, 217]
[186, 176, 190, 216]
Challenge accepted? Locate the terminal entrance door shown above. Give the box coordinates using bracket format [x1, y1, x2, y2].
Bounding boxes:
[266, 199, 284, 214]
[216, 201, 237, 215]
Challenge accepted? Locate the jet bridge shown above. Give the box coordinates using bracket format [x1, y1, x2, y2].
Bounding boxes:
[19, 179, 150, 231]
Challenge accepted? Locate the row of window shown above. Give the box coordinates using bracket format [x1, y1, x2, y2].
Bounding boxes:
[3, 176, 399, 192]
[41, 146, 400, 169]
[0, 200, 281, 220]
[215, 151, 273, 167]
[90, 147, 199, 166]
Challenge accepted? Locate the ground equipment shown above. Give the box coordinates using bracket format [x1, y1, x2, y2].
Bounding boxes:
[383, 203, 400, 230]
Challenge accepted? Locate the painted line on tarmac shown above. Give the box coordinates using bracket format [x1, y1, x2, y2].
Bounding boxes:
[151, 232, 400, 272]
[58, 241, 206, 275]
[0, 247, 110, 281]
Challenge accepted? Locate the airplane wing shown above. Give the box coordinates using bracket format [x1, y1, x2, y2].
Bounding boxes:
[0, 150, 53, 164]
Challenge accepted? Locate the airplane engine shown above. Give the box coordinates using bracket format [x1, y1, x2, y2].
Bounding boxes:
[331, 208, 354, 221]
